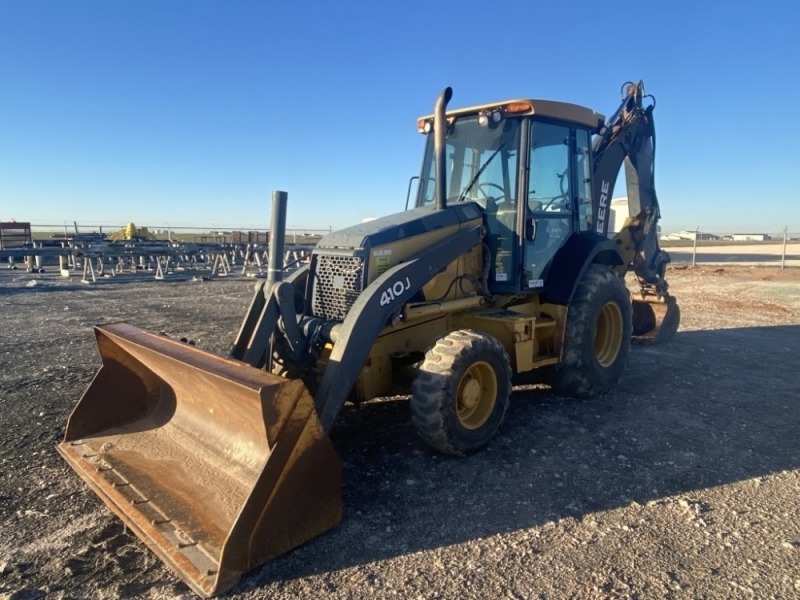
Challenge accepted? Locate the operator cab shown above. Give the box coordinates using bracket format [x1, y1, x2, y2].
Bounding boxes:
[415, 99, 604, 295]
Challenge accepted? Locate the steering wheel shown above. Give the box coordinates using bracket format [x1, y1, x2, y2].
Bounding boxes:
[475, 182, 506, 201]
[540, 194, 569, 211]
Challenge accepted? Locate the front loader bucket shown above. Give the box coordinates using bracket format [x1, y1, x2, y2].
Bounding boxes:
[631, 293, 681, 343]
[57, 323, 342, 597]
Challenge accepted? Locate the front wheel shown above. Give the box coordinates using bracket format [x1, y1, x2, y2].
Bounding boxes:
[411, 330, 511, 456]
[549, 265, 632, 398]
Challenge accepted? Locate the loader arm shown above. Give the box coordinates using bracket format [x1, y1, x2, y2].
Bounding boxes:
[591, 81, 670, 295]
[315, 223, 484, 431]
[230, 264, 310, 368]
[229, 216, 484, 432]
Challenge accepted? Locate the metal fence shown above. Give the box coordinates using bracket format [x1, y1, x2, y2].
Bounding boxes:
[25, 221, 333, 245]
[12, 221, 800, 271]
[660, 227, 800, 269]
[1, 220, 326, 284]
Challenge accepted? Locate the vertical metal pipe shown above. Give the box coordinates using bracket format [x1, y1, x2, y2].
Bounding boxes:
[434, 87, 453, 211]
[782, 226, 787, 271]
[268, 190, 288, 282]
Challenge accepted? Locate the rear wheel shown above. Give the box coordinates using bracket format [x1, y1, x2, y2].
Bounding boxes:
[411, 330, 511, 456]
[549, 265, 632, 398]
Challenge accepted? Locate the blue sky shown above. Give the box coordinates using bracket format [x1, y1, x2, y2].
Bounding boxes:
[1, 1, 798, 234]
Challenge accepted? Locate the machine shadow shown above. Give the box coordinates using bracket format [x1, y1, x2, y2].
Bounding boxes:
[235, 324, 800, 593]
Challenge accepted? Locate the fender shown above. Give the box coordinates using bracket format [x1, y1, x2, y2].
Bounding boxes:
[543, 231, 623, 305]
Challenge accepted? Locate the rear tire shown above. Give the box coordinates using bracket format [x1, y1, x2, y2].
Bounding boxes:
[549, 265, 631, 398]
[411, 330, 511, 456]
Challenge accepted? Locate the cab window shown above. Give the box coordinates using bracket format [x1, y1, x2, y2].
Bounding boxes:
[528, 122, 571, 213]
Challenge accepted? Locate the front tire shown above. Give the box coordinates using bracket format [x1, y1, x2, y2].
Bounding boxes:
[549, 265, 632, 398]
[411, 330, 511, 456]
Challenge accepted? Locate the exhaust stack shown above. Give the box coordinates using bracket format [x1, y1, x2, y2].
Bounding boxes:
[434, 87, 453, 211]
[268, 190, 288, 283]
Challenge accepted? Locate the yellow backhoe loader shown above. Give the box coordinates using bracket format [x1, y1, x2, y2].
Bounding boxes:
[58, 81, 679, 596]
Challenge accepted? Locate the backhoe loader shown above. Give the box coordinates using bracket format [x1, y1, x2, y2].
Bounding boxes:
[58, 80, 679, 596]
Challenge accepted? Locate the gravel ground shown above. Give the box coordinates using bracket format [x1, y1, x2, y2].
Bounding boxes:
[1, 265, 799, 599]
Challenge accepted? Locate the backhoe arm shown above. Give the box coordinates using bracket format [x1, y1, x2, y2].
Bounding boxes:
[592, 81, 671, 295]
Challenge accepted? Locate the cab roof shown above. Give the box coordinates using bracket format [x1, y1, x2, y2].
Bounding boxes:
[418, 99, 605, 132]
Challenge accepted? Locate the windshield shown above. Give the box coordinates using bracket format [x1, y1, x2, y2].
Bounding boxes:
[416, 116, 521, 208]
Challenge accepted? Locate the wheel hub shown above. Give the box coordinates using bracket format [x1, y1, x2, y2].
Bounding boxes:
[595, 301, 623, 367]
[456, 361, 497, 430]
[461, 379, 481, 409]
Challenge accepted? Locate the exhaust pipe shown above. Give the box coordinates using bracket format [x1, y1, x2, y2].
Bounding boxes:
[268, 190, 288, 283]
[434, 87, 453, 211]
[229, 190, 289, 362]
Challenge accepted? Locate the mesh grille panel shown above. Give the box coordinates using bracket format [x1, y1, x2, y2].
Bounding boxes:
[311, 254, 364, 321]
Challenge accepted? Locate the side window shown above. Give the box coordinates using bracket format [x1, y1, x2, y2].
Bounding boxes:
[575, 129, 593, 231]
[528, 122, 570, 213]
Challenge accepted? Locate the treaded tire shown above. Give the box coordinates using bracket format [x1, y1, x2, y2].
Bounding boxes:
[549, 265, 632, 398]
[411, 330, 511, 456]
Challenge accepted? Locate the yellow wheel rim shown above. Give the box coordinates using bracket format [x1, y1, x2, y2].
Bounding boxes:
[456, 361, 497, 430]
[595, 301, 623, 367]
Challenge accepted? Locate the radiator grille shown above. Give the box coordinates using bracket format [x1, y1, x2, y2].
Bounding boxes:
[311, 254, 364, 321]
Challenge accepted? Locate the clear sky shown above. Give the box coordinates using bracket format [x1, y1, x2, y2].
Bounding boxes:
[1, 1, 798, 234]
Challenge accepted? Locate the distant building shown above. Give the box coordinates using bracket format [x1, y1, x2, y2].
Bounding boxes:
[608, 198, 629, 233]
[0, 221, 32, 249]
[661, 230, 719, 241]
[607, 197, 661, 238]
[731, 233, 771, 241]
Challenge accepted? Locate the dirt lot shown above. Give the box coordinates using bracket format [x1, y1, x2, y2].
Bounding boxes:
[1, 265, 799, 599]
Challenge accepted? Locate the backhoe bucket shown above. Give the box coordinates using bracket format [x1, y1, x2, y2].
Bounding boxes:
[631, 293, 681, 343]
[57, 323, 342, 597]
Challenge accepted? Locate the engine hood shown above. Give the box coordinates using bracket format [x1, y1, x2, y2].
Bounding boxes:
[317, 203, 483, 251]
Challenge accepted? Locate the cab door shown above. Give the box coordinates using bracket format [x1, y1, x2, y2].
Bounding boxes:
[523, 121, 576, 289]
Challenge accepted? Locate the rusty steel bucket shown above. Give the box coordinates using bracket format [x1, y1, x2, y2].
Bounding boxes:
[57, 323, 341, 597]
[631, 293, 681, 343]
